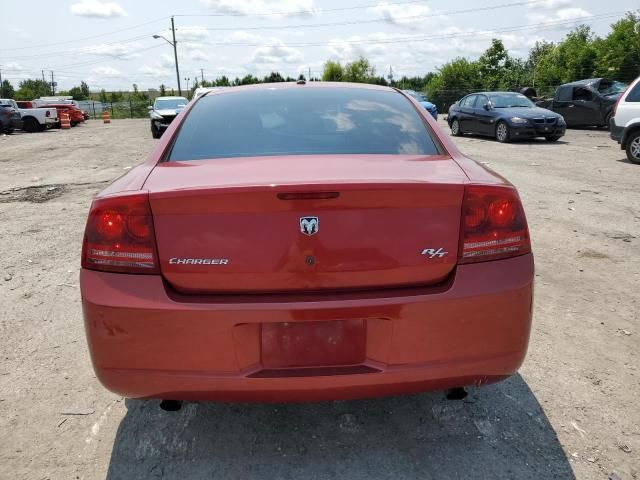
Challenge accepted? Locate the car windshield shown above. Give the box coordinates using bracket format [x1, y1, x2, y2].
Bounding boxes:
[488, 93, 534, 108]
[155, 98, 187, 110]
[598, 80, 627, 96]
[168, 88, 439, 160]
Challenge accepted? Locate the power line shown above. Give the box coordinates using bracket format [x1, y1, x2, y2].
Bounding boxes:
[0, 16, 169, 52]
[174, 0, 435, 18]
[196, 0, 550, 31]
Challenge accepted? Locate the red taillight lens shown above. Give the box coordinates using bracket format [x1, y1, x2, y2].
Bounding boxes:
[458, 185, 531, 264]
[81, 192, 159, 274]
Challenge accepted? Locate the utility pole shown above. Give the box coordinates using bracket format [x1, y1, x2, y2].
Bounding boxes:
[0, 67, 3, 97]
[387, 66, 393, 86]
[308, 67, 311, 81]
[50, 71, 55, 95]
[171, 16, 182, 96]
[200, 68, 204, 83]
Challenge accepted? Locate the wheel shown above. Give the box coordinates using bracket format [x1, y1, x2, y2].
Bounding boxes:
[602, 112, 613, 130]
[495, 121, 511, 143]
[151, 123, 162, 139]
[22, 117, 39, 133]
[450, 118, 462, 137]
[626, 131, 640, 165]
[545, 135, 561, 142]
[3, 128, 14, 135]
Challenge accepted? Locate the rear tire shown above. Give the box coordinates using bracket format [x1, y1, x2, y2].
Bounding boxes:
[151, 123, 162, 139]
[545, 135, 561, 142]
[495, 121, 511, 143]
[626, 131, 640, 165]
[22, 117, 39, 133]
[4, 128, 14, 135]
[450, 118, 462, 137]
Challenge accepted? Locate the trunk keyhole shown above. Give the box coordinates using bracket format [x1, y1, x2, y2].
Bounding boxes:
[305, 256, 315, 266]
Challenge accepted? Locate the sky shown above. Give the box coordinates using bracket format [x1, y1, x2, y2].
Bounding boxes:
[0, 0, 637, 92]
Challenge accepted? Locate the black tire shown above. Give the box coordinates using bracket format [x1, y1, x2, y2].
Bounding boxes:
[22, 117, 40, 133]
[545, 135, 561, 142]
[450, 118, 463, 136]
[4, 128, 14, 135]
[625, 131, 640, 165]
[151, 123, 162, 139]
[495, 121, 511, 143]
[602, 112, 613, 130]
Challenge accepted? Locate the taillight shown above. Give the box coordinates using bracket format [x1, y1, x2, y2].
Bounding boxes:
[81, 192, 159, 274]
[458, 185, 531, 264]
[613, 89, 626, 117]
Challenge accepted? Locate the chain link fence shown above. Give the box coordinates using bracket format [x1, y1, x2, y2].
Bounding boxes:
[78, 99, 153, 119]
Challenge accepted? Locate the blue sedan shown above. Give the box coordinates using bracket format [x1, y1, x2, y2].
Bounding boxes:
[402, 90, 438, 120]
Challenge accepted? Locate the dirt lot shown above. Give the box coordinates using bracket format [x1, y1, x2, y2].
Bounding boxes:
[0, 119, 638, 480]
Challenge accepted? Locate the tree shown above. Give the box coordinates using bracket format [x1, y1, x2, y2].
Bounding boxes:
[477, 39, 514, 90]
[343, 57, 376, 83]
[80, 81, 90, 99]
[425, 58, 482, 111]
[263, 72, 285, 83]
[15, 79, 51, 100]
[1, 79, 15, 98]
[322, 60, 343, 81]
[99, 89, 108, 103]
[159, 84, 167, 96]
[215, 76, 230, 86]
[595, 13, 640, 82]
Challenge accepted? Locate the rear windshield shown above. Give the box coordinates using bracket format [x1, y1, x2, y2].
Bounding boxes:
[155, 98, 187, 109]
[168, 87, 439, 161]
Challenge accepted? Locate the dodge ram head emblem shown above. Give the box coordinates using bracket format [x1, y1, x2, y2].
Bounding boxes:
[300, 216, 319, 236]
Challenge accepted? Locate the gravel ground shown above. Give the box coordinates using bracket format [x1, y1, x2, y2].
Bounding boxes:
[0, 119, 638, 480]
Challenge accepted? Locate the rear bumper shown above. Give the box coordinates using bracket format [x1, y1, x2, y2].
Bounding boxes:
[81, 254, 534, 402]
[610, 119, 624, 145]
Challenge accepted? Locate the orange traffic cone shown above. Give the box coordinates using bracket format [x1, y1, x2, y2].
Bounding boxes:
[60, 113, 71, 130]
[102, 111, 111, 124]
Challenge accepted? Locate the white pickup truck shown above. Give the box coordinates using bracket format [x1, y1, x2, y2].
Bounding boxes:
[0, 99, 58, 132]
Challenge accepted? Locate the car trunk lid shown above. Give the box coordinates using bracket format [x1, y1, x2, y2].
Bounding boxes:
[145, 154, 467, 294]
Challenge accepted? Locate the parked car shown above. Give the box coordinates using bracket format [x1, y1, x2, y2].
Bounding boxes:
[0, 105, 22, 134]
[0, 98, 57, 132]
[535, 78, 626, 128]
[80, 83, 533, 404]
[610, 75, 640, 164]
[148, 96, 188, 138]
[38, 103, 85, 126]
[448, 91, 566, 142]
[33, 96, 90, 120]
[402, 89, 438, 119]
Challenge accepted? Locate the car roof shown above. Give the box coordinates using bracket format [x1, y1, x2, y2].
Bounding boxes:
[201, 81, 396, 98]
[561, 78, 603, 87]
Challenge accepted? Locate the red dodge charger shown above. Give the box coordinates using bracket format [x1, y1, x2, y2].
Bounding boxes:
[80, 82, 533, 403]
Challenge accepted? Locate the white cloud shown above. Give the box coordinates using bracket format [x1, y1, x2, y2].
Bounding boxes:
[177, 25, 210, 41]
[2, 62, 25, 72]
[69, 0, 127, 18]
[227, 30, 264, 44]
[140, 65, 172, 78]
[79, 43, 140, 59]
[201, 0, 315, 17]
[251, 40, 304, 64]
[371, 2, 439, 28]
[159, 54, 176, 69]
[526, 1, 592, 27]
[190, 50, 210, 61]
[91, 66, 123, 77]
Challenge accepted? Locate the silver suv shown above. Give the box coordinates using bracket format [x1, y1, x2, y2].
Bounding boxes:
[148, 96, 188, 139]
[610, 76, 640, 164]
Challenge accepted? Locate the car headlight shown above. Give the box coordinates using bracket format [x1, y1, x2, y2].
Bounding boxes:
[510, 117, 529, 124]
[557, 116, 566, 125]
[150, 111, 163, 120]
